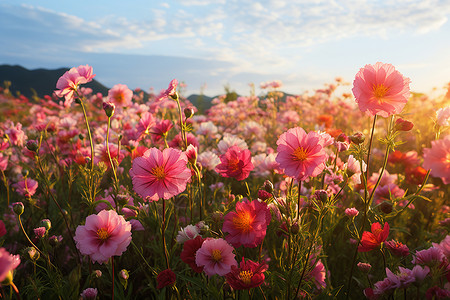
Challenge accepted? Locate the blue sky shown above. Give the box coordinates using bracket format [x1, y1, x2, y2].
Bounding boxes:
[1, 0, 450, 96]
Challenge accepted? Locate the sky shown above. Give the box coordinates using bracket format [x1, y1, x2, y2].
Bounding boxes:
[1, 0, 450, 97]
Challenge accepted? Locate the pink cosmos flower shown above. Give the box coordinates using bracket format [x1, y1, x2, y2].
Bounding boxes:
[0, 247, 21, 282]
[352, 62, 411, 118]
[222, 199, 271, 248]
[80, 288, 98, 300]
[422, 135, 450, 184]
[433, 235, 450, 261]
[135, 112, 155, 141]
[129, 147, 191, 201]
[215, 145, 254, 181]
[176, 225, 200, 244]
[55, 65, 95, 107]
[412, 246, 445, 266]
[386, 267, 415, 289]
[436, 106, 450, 127]
[385, 240, 409, 257]
[5, 122, 26, 147]
[13, 178, 38, 197]
[0, 153, 8, 171]
[345, 208, 359, 218]
[74, 210, 132, 264]
[275, 127, 328, 181]
[225, 257, 268, 290]
[94, 143, 124, 169]
[156, 79, 178, 101]
[108, 84, 133, 106]
[345, 155, 367, 184]
[195, 238, 237, 276]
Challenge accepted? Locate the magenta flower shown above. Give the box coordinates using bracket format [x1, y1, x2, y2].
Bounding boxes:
[55, 65, 95, 107]
[129, 147, 191, 201]
[275, 127, 328, 181]
[215, 145, 254, 181]
[422, 135, 450, 184]
[0, 153, 8, 171]
[352, 62, 411, 118]
[222, 199, 271, 248]
[345, 208, 359, 218]
[0, 220, 6, 237]
[108, 84, 133, 106]
[385, 240, 409, 257]
[386, 267, 415, 289]
[225, 257, 268, 290]
[156, 79, 178, 101]
[432, 235, 450, 261]
[412, 246, 445, 266]
[0, 248, 20, 282]
[195, 238, 237, 276]
[13, 178, 38, 197]
[80, 288, 98, 300]
[74, 210, 132, 264]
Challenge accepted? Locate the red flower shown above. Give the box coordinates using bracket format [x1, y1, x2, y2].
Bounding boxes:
[225, 257, 268, 290]
[358, 222, 390, 252]
[385, 240, 409, 257]
[180, 236, 205, 273]
[156, 269, 176, 289]
[215, 145, 254, 181]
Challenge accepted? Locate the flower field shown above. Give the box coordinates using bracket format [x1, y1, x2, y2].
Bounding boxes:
[0, 63, 449, 299]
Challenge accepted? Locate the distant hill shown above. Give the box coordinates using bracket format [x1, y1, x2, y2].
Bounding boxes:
[0, 65, 217, 111]
[0, 65, 109, 99]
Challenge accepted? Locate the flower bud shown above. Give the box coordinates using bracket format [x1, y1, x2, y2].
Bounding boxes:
[196, 221, 209, 235]
[12, 202, 24, 216]
[349, 132, 365, 145]
[33, 227, 46, 238]
[116, 195, 129, 207]
[94, 270, 102, 278]
[25, 247, 40, 261]
[263, 180, 274, 193]
[357, 262, 372, 273]
[291, 222, 300, 235]
[103, 101, 116, 118]
[380, 201, 393, 214]
[184, 107, 195, 119]
[395, 118, 414, 132]
[40, 219, 51, 231]
[118, 269, 128, 281]
[26, 140, 39, 152]
[314, 190, 328, 203]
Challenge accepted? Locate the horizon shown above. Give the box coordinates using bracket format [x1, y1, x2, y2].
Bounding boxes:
[1, 1, 450, 97]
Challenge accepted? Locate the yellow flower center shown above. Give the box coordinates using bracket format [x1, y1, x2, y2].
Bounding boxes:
[239, 270, 253, 285]
[372, 84, 389, 99]
[228, 158, 240, 172]
[292, 147, 308, 161]
[97, 227, 110, 241]
[114, 94, 124, 103]
[152, 166, 166, 180]
[232, 211, 254, 233]
[211, 249, 222, 262]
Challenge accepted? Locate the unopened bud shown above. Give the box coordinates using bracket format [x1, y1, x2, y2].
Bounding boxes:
[103, 101, 116, 118]
[380, 201, 393, 214]
[314, 190, 328, 203]
[263, 180, 274, 193]
[291, 222, 300, 235]
[119, 269, 129, 280]
[25, 247, 40, 261]
[12, 202, 24, 216]
[395, 118, 414, 132]
[349, 132, 365, 145]
[357, 262, 372, 273]
[184, 107, 195, 119]
[26, 140, 39, 152]
[40, 219, 51, 231]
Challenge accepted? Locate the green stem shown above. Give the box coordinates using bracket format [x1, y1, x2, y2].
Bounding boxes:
[17, 215, 55, 269]
[35, 156, 82, 263]
[106, 117, 119, 185]
[10, 282, 21, 300]
[162, 199, 170, 269]
[346, 114, 377, 299]
[1, 169, 9, 207]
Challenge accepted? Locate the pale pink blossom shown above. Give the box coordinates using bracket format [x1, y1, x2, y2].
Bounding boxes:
[352, 62, 411, 118]
[176, 225, 200, 244]
[422, 135, 450, 184]
[74, 210, 132, 264]
[195, 238, 237, 276]
[13, 177, 38, 197]
[436, 106, 450, 127]
[129, 147, 191, 201]
[0, 247, 21, 282]
[108, 84, 133, 106]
